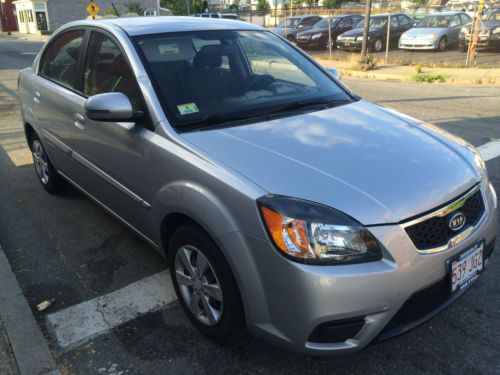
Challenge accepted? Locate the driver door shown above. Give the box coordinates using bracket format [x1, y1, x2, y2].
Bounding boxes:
[69, 30, 155, 239]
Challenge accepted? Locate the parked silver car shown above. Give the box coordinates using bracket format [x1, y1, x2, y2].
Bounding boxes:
[18, 17, 497, 354]
[399, 12, 471, 51]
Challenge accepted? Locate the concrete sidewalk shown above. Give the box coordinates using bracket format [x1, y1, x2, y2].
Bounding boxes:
[0, 32, 49, 42]
[0, 316, 19, 375]
[316, 58, 500, 85]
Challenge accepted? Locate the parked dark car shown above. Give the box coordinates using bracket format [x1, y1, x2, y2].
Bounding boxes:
[337, 13, 414, 52]
[271, 15, 323, 43]
[459, 6, 500, 51]
[296, 14, 364, 50]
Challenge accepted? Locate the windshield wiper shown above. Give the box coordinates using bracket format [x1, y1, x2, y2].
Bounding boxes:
[177, 98, 353, 131]
[264, 97, 352, 118]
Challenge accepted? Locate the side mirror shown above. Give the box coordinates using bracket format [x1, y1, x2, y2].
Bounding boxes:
[85, 92, 140, 122]
[327, 67, 341, 80]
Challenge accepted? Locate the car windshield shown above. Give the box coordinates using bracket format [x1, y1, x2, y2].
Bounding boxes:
[355, 17, 387, 29]
[135, 30, 352, 131]
[417, 15, 452, 27]
[315, 18, 340, 28]
[277, 18, 301, 28]
[483, 8, 500, 21]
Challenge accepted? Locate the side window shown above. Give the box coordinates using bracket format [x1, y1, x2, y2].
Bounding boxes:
[450, 15, 460, 27]
[460, 14, 471, 24]
[83, 32, 143, 111]
[339, 18, 352, 28]
[391, 16, 399, 28]
[398, 15, 410, 27]
[39, 30, 84, 89]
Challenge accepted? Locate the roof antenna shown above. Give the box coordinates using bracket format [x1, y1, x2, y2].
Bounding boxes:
[111, 2, 120, 17]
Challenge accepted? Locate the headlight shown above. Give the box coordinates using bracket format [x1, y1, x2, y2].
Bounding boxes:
[258, 195, 382, 265]
[493, 27, 500, 34]
[312, 33, 323, 40]
[424, 33, 439, 40]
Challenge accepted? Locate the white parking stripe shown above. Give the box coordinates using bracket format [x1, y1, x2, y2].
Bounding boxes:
[46, 270, 176, 350]
[478, 140, 500, 162]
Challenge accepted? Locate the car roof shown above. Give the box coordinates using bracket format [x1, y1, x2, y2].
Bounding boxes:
[80, 16, 262, 36]
[425, 11, 466, 15]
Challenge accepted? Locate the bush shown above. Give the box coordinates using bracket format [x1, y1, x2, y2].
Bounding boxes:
[411, 73, 447, 83]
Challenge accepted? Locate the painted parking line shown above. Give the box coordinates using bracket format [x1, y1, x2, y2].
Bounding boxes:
[478, 140, 500, 162]
[46, 270, 176, 351]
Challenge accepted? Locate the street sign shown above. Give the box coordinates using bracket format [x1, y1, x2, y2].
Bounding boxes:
[86, 1, 100, 17]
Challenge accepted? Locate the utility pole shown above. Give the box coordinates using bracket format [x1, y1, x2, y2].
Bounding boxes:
[186, 0, 190, 15]
[360, 0, 373, 63]
[466, 0, 484, 67]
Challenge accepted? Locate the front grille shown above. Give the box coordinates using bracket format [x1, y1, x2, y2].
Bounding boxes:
[404, 188, 485, 251]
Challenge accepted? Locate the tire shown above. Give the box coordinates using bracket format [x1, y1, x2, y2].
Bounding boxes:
[372, 37, 383, 53]
[437, 36, 447, 52]
[324, 37, 336, 51]
[168, 224, 244, 342]
[30, 132, 67, 194]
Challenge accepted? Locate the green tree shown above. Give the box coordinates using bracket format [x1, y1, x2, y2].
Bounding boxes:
[322, 0, 335, 7]
[256, 0, 271, 12]
[160, 0, 205, 15]
[126, 1, 146, 15]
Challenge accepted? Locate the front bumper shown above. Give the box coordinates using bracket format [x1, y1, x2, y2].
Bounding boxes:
[337, 39, 362, 51]
[460, 32, 500, 49]
[399, 39, 439, 50]
[296, 37, 323, 48]
[219, 181, 497, 354]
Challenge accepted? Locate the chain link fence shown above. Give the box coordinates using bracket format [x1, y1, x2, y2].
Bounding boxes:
[225, 2, 499, 68]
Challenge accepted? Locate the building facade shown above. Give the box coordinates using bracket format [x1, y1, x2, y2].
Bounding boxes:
[13, 0, 159, 34]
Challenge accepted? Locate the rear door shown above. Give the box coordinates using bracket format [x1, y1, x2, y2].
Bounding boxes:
[33, 28, 87, 175]
[67, 29, 155, 238]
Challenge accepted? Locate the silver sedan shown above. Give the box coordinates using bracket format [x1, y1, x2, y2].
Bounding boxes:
[18, 17, 496, 354]
[399, 12, 471, 50]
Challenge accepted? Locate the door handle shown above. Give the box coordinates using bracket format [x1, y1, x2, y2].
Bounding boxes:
[33, 91, 41, 104]
[74, 113, 85, 129]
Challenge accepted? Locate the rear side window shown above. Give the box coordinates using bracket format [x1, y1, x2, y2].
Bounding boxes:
[398, 15, 410, 27]
[39, 30, 84, 89]
[83, 32, 143, 111]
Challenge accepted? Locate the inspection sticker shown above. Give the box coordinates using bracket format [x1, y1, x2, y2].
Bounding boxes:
[177, 103, 199, 115]
[158, 44, 179, 55]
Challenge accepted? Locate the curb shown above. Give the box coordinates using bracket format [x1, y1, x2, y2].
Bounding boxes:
[0, 246, 60, 375]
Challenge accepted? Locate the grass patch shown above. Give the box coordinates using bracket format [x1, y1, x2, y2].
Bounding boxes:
[411, 73, 447, 83]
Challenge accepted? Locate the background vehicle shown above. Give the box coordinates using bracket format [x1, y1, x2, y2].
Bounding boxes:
[271, 15, 323, 43]
[194, 13, 220, 18]
[399, 12, 471, 51]
[337, 13, 414, 52]
[459, 6, 500, 50]
[296, 14, 364, 50]
[221, 13, 245, 21]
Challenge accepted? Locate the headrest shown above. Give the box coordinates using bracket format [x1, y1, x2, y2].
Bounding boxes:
[193, 44, 237, 69]
[139, 37, 196, 62]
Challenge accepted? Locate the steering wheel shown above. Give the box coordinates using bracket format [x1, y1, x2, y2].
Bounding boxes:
[245, 74, 276, 91]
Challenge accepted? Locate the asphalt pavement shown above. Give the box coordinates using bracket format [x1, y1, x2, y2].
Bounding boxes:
[0, 38, 499, 375]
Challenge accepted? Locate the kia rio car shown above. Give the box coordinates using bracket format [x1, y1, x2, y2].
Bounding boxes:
[18, 17, 497, 354]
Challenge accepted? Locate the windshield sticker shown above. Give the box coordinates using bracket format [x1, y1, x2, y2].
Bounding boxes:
[159, 44, 180, 55]
[177, 103, 199, 115]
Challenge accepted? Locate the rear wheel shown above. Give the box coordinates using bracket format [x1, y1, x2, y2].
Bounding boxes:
[324, 37, 335, 50]
[30, 132, 67, 194]
[168, 224, 244, 341]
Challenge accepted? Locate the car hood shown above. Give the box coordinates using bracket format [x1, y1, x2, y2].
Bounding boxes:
[181, 101, 480, 225]
[341, 27, 381, 37]
[403, 27, 447, 36]
[482, 20, 500, 29]
[298, 27, 327, 36]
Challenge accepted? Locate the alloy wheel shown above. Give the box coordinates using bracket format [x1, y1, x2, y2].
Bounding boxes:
[174, 245, 223, 326]
[32, 140, 49, 184]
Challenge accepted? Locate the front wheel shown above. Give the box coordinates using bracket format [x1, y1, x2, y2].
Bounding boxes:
[324, 37, 335, 50]
[437, 36, 447, 52]
[168, 224, 244, 341]
[30, 132, 67, 194]
[372, 37, 383, 53]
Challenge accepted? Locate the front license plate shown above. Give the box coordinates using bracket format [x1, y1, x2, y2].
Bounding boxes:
[450, 241, 484, 293]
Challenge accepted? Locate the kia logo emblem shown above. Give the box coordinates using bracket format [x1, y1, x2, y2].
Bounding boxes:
[449, 212, 466, 231]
